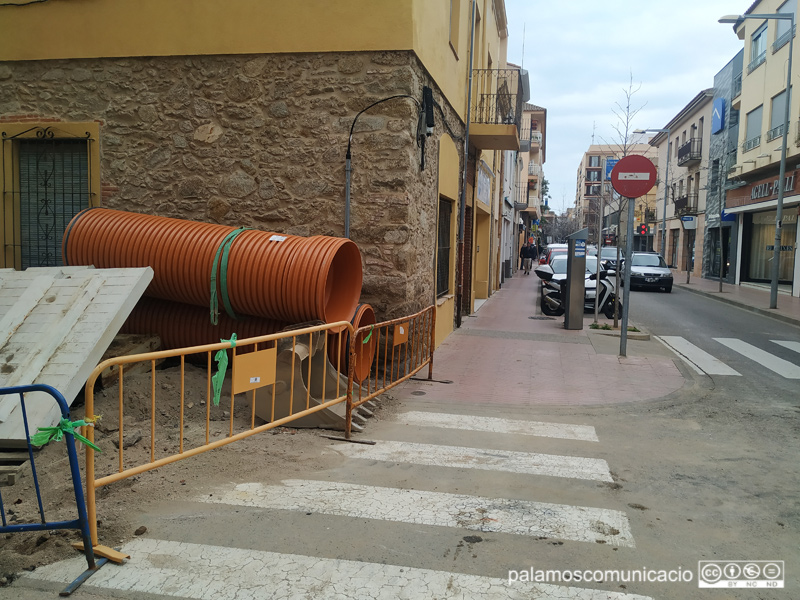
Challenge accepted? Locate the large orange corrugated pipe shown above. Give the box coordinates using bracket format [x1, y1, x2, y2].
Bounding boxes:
[327, 303, 377, 382]
[62, 208, 363, 324]
[121, 297, 286, 351]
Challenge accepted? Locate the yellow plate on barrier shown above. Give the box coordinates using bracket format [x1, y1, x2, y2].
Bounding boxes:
[232, 347, 277, 395]
[393, 322, 409, 346]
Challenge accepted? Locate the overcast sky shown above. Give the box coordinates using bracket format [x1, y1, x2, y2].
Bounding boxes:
[504, 1, 747, 213]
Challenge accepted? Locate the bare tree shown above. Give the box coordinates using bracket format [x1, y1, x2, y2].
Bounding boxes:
[597, 72, 646, 326]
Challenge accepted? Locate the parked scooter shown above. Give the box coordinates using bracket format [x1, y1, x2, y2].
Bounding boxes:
[534, 263, 620, 319]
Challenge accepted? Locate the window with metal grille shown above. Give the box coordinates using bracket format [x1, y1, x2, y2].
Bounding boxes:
[2, 123, 98, 270]
[436, 198, 453, 298]
[18, 139, 89, 269]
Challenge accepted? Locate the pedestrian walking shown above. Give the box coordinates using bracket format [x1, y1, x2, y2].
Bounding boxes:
[519, 242, 533, 275]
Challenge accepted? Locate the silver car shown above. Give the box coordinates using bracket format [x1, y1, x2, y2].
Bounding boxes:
[626, 252, 673, 292]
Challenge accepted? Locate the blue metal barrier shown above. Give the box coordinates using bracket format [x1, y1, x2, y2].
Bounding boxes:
[0, 384, 104, 596]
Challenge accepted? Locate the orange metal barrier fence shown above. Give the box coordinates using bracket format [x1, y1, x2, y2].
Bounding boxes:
[345, 305, 436, 438]
[81, 305, 436, 558]
[81, 321, 353, 559]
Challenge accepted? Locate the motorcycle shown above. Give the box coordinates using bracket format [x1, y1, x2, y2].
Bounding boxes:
[534, 263, 620, 319]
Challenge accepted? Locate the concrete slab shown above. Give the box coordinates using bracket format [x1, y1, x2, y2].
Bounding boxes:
[0, 266, 153, 446]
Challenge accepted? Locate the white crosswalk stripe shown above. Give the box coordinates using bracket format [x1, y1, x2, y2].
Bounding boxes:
[400, 411, 600, 441]
[331, 439, 614, 482]
[656, 335, 741, 376]
[21, 413, 647, 598]
[198, 479, 635, 546]
[715, 338, 800, 379]
[773, 339, 800, 355]
[27, 538, 654, 600]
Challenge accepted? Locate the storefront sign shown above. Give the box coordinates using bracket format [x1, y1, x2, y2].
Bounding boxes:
[727, 169, 799, 208]
[766, 245, 795, 251]
[750, 174, 795, 200]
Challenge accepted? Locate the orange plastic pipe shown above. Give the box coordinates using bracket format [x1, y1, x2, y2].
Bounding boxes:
[62, 208, 362, 324]
[327, 302, 377, 382]
[120, 297, 286, 351]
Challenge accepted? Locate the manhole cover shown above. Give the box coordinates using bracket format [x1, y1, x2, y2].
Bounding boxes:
[411, 391, 426, 396]
[529, 316, 555, 320]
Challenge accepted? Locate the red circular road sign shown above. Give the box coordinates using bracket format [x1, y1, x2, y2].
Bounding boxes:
[610, 155, 657, 198]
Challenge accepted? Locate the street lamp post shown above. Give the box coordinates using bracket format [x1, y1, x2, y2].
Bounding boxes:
[634, 128, 671, 259]
[720, 13, 794, 309]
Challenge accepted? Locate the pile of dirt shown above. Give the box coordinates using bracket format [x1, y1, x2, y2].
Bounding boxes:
[1, 362, 394, 585]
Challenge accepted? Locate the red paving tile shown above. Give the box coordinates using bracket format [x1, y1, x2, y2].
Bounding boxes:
[396, 270, 686, 407]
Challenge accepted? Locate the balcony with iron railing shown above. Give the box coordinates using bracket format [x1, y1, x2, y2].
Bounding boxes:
[674, 192, 699, 216]
[766, 123, 784, 143]
[644, 208, 657, 222]
[677, 137, 702, 166]
[469, 68, 523, 151]
[743, 134, 761, 153]
[747, 50, 766, 74]
[772, 24, 796, 53]
[528, 162, 542, 177]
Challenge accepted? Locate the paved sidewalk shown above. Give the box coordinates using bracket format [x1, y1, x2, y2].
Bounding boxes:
[397, 270, 686, 407]
[672, 275, 800, 327]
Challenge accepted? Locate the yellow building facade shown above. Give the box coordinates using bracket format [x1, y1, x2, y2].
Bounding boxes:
[1, 0, 523, 344]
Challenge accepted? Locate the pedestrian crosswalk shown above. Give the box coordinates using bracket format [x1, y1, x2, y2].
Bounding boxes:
[28, 538, 653, 600]
[23, 411, 652, 599]
[332, 439, 615, 482]
[657, 336, 800, 379]
[198, 479, 635, 546]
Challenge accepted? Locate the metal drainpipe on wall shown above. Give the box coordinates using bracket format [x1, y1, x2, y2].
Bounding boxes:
[456, 0, 477, 329]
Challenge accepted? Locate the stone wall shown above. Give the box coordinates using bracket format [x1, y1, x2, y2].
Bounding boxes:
[0, 50, 464, 320]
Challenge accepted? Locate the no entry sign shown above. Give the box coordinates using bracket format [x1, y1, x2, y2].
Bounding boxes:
[610, 155, 657, 198]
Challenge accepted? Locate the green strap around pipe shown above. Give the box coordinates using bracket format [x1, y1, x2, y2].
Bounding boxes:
[210, 227, 250, 326]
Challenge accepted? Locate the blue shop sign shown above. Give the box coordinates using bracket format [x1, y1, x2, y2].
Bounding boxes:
[712, 98, 725, 134]
[605, 159, 618, 181]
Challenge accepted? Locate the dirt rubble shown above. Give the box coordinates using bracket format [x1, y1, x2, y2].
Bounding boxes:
[0, 362, 396, 586]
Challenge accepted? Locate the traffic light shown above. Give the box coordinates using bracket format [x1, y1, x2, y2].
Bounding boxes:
[638, 224, 648, 235]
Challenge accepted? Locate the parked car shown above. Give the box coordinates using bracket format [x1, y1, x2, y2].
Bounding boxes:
[596, 246, 622, 269]
[539, 243, 568, 265]
[624, 252, 673, 292]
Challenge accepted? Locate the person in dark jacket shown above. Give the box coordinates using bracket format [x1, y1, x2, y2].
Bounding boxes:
[520, 242, 534, 274]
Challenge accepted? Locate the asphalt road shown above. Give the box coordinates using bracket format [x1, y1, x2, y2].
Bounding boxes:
[628, 285, 800, 396]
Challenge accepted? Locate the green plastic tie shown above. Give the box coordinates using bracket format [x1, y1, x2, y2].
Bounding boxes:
[31, 417, 101, 452]
[210, 227, 250, 326]
[212, 334, 237, 406]
[362, 325, 374, 344]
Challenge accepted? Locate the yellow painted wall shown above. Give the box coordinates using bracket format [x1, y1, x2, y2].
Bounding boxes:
[434, 134, 460, 347]
[0, 0, 475, 123]
[435, 298, 455, 348]
[0, 1, 412, 60]
[734, 0, 800, 176]
[474, 212, 490, 299]
[439, 135, 461, 201]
